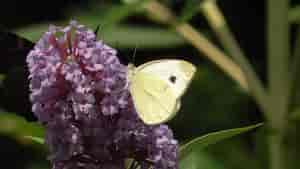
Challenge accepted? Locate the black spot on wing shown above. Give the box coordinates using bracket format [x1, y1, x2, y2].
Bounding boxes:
[169, 75, 177, 84]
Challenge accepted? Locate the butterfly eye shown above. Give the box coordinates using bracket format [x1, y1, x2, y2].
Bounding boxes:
[169, 75, 177, 84]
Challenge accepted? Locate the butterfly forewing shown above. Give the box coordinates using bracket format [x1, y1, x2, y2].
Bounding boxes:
[136, 60, 196, 98]
[129, 59, 196, 125]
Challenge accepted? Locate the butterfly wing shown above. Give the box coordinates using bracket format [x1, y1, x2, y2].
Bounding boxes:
[136, 59, 196, 98]
[129, 59, 196, 124]
[130, 71, 179, 125]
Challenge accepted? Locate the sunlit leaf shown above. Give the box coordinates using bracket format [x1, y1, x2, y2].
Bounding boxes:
[0, 112, 44, 140]
[15, 24, 185, 49]
[125, 159, 134, 169]
[24, 135, 45, 144]
[14, 24, 49, 43]
[100, 25, 185, 49]
[122, 0, 140, 4]
[179, 123, 263, 159]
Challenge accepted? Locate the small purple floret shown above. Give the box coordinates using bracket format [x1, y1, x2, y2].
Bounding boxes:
[27, 21, 178, 169]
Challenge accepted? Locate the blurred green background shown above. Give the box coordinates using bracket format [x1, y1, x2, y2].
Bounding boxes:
[1, 0, 299, 169]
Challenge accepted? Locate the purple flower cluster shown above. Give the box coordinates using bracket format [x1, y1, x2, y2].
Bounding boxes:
[27, 21, 178, 169]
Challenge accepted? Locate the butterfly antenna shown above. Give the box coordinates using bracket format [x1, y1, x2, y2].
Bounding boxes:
[94, 24, 101, 38]
[132, 45, 138, 64]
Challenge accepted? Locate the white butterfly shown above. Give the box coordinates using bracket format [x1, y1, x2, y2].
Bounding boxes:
[127, 59, 196, 125]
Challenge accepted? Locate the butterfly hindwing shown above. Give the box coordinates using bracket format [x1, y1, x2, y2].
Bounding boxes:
[130, 71, 178, 125]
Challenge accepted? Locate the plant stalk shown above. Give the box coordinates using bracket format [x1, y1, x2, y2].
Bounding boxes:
[200, 0, 269, 114]
[144, 0, 248, 91]
[267, 0, 290, 169]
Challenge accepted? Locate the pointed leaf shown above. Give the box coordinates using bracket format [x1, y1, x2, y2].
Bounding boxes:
[24, 135, 45, 144]
[15, 25, 185, 49]
[100, 25, 185, 49]
[179, 123, 263, 159]
[0, 112, 44, 141]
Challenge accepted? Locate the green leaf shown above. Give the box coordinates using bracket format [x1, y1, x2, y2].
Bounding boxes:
[14, 24, 49, 43]
[180, 151, 227, 169]
[15, 24, 185, 49]
[125, 159, 134, 169]
[179, 123, 263, 159]
[0, 112, 44, 141]
[179, 0, 201, 22]
[100, 25, 185, 49]
[24, 136, 45, 144]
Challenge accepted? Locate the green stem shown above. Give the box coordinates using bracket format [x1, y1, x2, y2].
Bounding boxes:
[200, 0, 269, 114]
[268, 132, 285, 169]
[175, 24, 248, 89]
[268, 0, 290, 120]
[267, 0, 290, 169]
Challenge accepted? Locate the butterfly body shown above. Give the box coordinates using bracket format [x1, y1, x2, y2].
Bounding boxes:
[128, 59, 196, 125]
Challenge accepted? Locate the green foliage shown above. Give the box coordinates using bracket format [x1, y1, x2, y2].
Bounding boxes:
[179, 150, 227, 169]
[15, 24, 185, 49]
[100, 25, 185, 49]
[24, 136, 45, 144]
[179, 123, 262, 160]
[180, 0, 202, 22]
[14, 0, 186, 49]
[0, 112, 44, 141]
